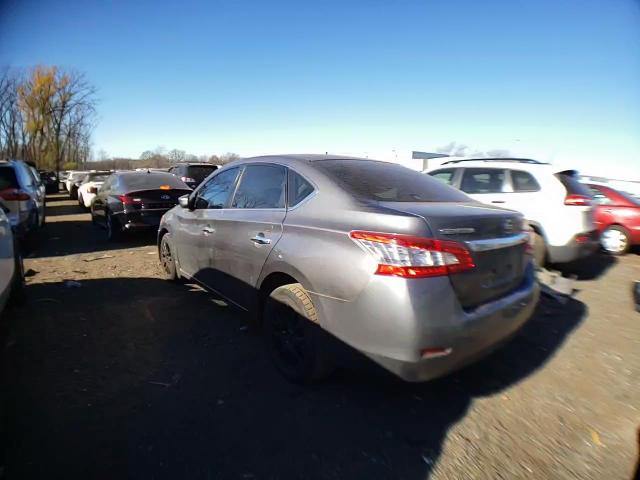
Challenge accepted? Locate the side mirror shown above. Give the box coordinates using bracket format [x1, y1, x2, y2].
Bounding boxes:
[178, 194, 190, 209]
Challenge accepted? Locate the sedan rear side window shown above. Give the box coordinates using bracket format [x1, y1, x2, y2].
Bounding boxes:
[195, 167, 240, 209]
[232, 165, 286, 209]
[288, 170, 314, 207]
[314, 160, 469, 202]
[460, 168, 505, 194]
[510, 170, 541, 192]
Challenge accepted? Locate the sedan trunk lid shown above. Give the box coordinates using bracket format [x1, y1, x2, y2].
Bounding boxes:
[379, 201, 530, 309]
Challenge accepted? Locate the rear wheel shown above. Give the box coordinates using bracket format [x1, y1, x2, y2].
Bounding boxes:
[105, 212, 121, 242]
[601, 225, 630, 255]
[263, 283, 333, 383]
[532, 232, 546, 268]
[159, 233, 178, 281]
[9, 241, 26, 305]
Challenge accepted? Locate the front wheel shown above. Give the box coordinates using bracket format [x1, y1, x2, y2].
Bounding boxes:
[263, 283, 333, 384]
[159, 234, 179, 281]
[601, 225, 630, 255]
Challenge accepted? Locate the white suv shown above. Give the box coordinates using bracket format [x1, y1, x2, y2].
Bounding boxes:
[426, 158, 599, 265]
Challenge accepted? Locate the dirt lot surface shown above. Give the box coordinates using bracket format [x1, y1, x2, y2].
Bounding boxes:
[1, 194, 639, 479]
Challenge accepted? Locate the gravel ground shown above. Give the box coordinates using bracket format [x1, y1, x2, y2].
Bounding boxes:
[1, 194, 639, 480]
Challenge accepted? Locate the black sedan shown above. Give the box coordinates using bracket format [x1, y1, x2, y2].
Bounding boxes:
[91, 171, 191, 241]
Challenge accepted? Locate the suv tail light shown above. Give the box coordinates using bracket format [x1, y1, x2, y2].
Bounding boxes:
[181, 176, 196, 183]
[350, 231, 475, 278]
[0, 188, 30, 201]
[564, 194, 591, 206]
[118, 194, 141, 205]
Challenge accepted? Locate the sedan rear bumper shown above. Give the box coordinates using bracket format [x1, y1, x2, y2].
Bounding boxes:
[316, 263, 540, 382]
[366, 270, 539, 382]
[115, 209, 170, 230]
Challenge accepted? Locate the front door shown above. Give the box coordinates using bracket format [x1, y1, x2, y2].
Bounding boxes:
[202, 164, 287, 310]
[174, 167, 241, 285]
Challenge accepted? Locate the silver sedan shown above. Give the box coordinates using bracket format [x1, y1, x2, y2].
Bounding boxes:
[158, 155, 540, 382]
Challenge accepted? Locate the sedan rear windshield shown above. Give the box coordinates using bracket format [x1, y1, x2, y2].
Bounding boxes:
[120, 173, 189, 191]
[186, 165, 218, 182]
[0, 167, 19, 190]
[314, 159, 471, 202]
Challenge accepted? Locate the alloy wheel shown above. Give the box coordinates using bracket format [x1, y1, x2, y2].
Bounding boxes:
[602, 227, 628, 254]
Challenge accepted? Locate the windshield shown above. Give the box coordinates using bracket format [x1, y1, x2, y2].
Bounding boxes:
[119, 172, 189, 191]
[84, 172, 110, 183]
[314, 159, 471, 202]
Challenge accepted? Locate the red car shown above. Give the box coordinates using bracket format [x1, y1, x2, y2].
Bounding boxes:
[588, 184, 640, 255]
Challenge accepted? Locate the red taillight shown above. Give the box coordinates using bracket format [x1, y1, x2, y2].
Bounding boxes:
[118, 194, 141, 205]
[574, 234, 589, 244]
[349, 231, 475, 278]
[564, 194, 591, 206]
[0, 188, 30, 201]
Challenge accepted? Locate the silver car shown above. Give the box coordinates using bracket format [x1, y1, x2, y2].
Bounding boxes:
[158, 155, 540, 382]
[0, 159, 46, 240]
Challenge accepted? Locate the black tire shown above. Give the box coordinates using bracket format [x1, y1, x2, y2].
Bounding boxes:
[263, 283, 333, 383]
[69, 186, 78, 200]
[8, 241, 26, 305]
[601, 225, 630, 256]
[532, 232, 546, 268]
[105, 212, 121, 242]
[78, 193, 84, 208]
[159, 233, 178, 281]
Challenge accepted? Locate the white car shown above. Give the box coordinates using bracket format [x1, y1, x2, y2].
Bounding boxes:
[77, 172, 111, 210]
[0, 207, 25, 315]
[426, 158, 599, 265]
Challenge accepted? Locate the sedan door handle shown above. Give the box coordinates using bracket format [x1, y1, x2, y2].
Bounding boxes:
[250, 234, 271, 245]
[491, 200, 506, 204]
[202, 226, 215, 235]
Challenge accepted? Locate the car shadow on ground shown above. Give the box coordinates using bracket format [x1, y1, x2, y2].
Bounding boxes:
[0, 276, 586, 479]
[552, 252, 617, 281]
[29, 219, 157, 258]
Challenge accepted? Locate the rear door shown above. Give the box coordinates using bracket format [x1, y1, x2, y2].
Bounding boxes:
[203, 163, 287, 309]
[499, 169, 544, 223]
[459, 167, 509, 207]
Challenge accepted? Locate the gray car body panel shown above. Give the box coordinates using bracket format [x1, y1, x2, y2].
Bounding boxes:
[160, 154, 539, 381]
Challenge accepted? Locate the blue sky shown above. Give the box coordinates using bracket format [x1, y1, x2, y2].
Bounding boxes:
[1, 0, 639, 177]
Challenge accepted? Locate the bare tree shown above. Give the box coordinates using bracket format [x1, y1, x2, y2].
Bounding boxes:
[167, 148, 186, 163]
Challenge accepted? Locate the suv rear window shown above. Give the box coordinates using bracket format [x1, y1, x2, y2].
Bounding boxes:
[0, 167, 19, 190]
[186, 165, 218, 182]
[120, 173, 189, 191]
[314, 160, 470, 202]
[555, 172, 592, 197]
